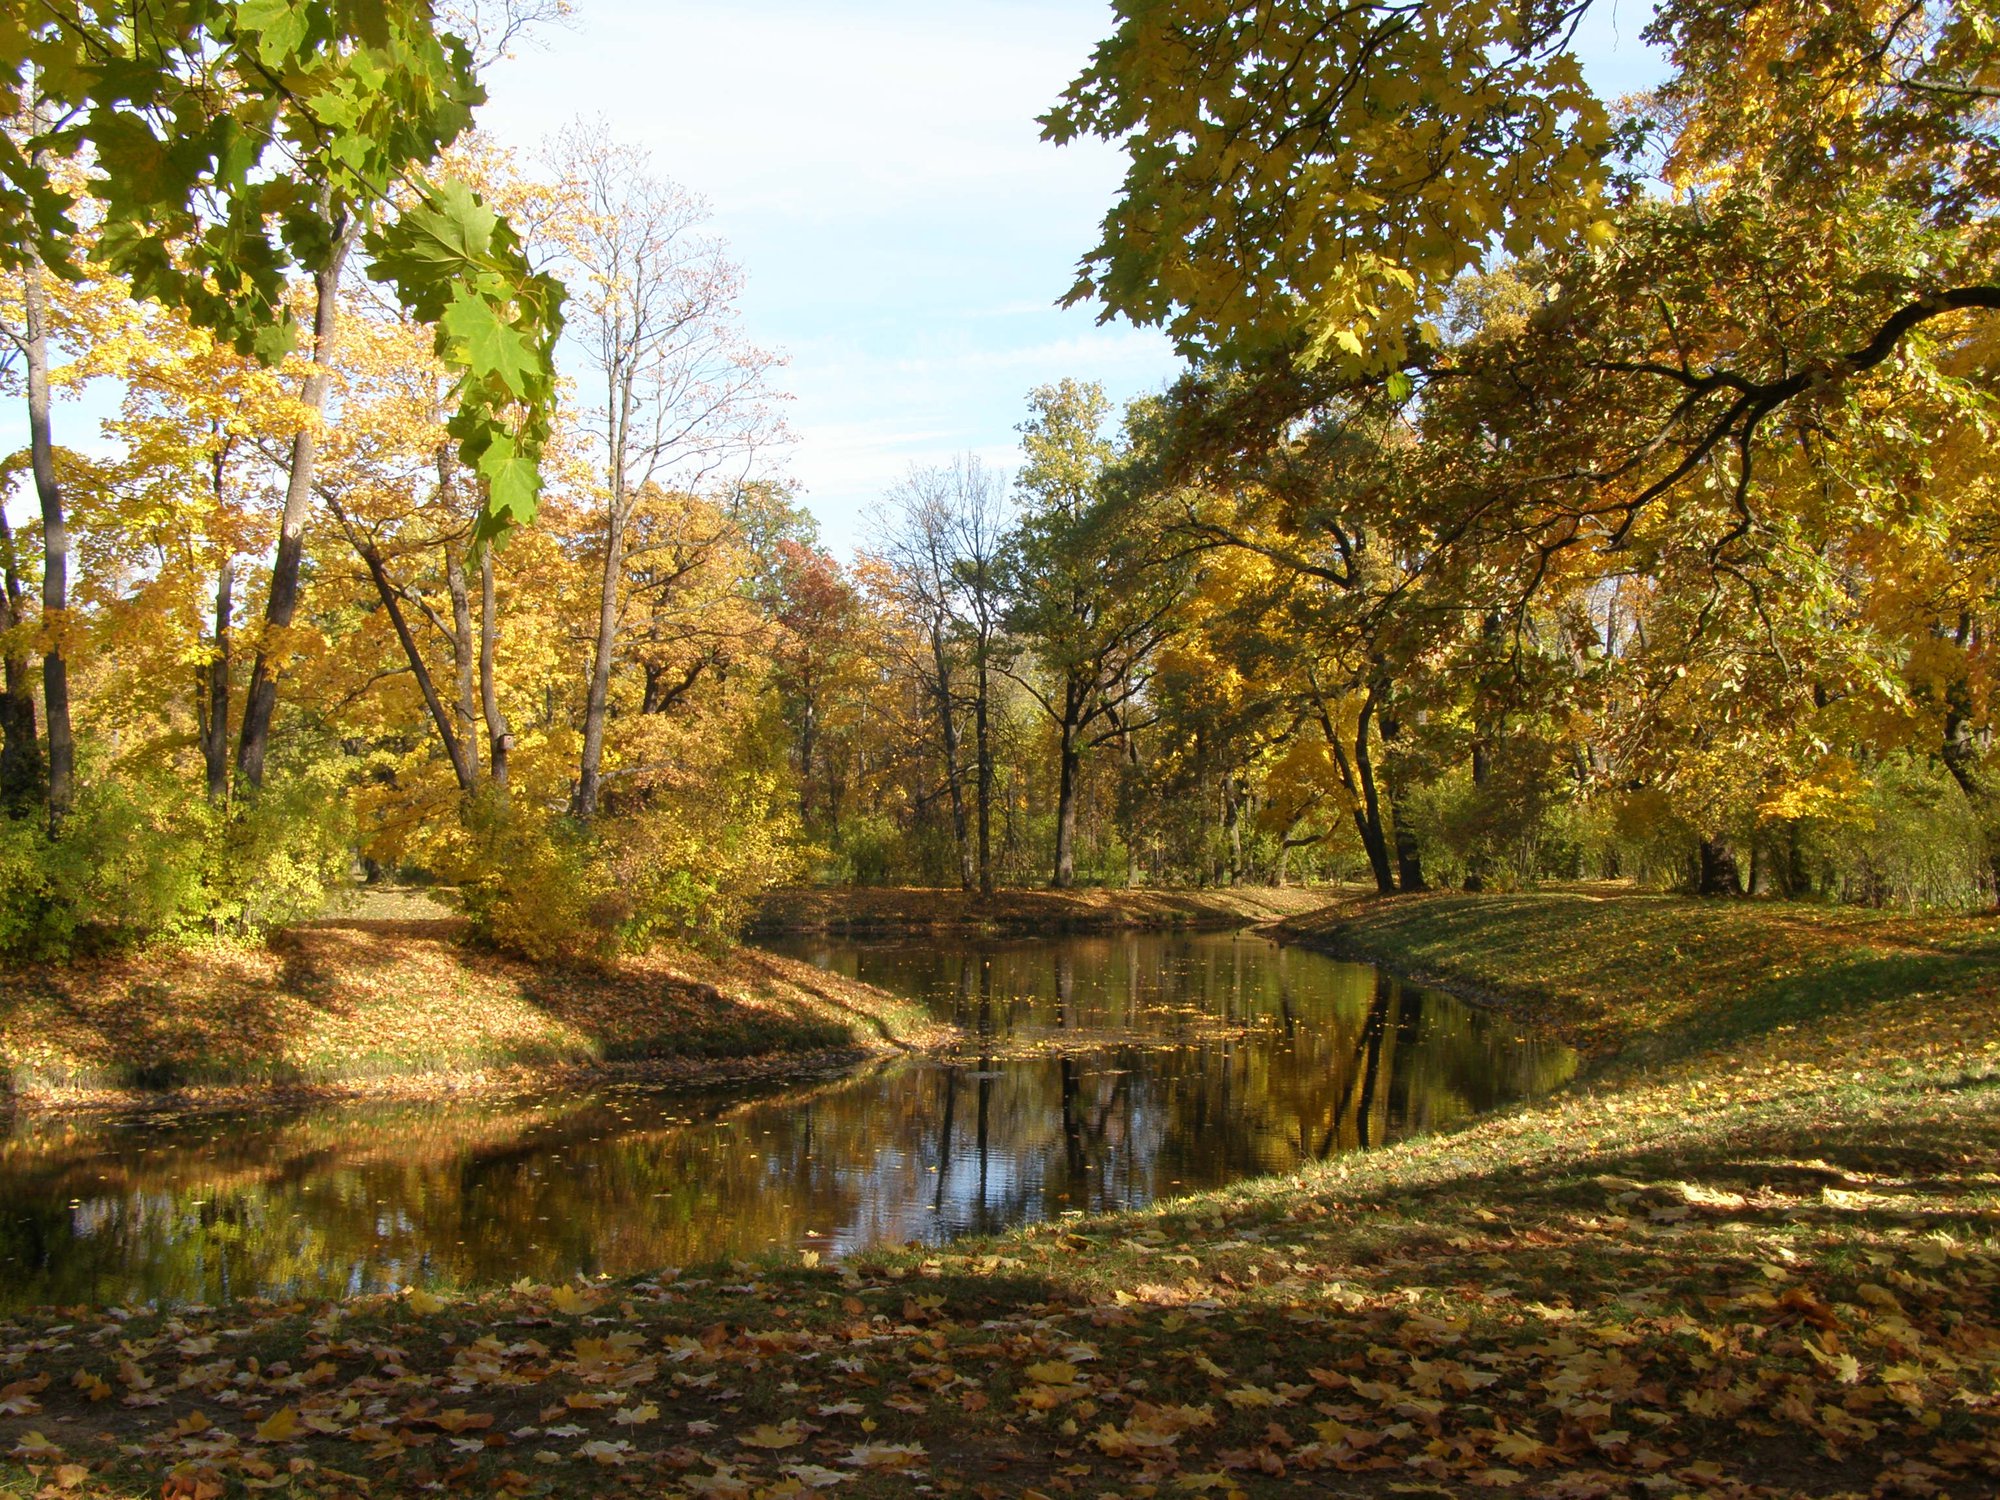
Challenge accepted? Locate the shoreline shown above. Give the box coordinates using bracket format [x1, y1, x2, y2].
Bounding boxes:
[748, 883, 1335, 937]
[0, 887, 1337, 1116]
[1, 1041, 904, 1120]
[1269, 883, 2000, 1062]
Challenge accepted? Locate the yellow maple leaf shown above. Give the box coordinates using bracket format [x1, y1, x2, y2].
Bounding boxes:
[738, 1421, 809, 1449]
[254, 1407, 301, 1442]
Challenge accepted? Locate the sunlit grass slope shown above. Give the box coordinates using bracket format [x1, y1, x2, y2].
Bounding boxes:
[0, 916, 942, 1107]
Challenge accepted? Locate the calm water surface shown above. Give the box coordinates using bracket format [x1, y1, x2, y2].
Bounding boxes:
[0, 930, 1573, 1309]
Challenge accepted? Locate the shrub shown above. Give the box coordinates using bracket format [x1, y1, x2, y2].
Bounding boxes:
[0, 814, 52, 954]
[614, 773, 806, 950]
[448, 774, 806, 961]
[449, 804, 614, 963]
[0, 768, 351, 959]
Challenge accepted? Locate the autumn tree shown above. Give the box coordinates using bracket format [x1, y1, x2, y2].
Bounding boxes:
[1007, 380, 1183, 888]
[870, 456, 1012, 892]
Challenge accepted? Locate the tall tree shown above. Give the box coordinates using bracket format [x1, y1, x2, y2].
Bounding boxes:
[1008, 381, 1180, 887]
[235, 218, 361, 790]
[545, 122, 781, 819]
[945, 459, 1011, 895]
[16, 254, 70, 824]
[872, 457, 1009, 891]
[0, 497, 38, 812]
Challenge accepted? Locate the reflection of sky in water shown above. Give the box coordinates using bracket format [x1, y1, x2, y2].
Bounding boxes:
[0, 932, 1574, 1309]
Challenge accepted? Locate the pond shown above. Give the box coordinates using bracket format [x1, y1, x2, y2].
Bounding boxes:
[0, 929, 1574, 1311]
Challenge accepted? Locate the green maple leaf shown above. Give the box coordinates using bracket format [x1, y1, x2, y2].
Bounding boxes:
[441, 286, 535, 398]
[237, 0, 310, 66]
[475, 432, 541, 541]
[366, 177, 498, 319]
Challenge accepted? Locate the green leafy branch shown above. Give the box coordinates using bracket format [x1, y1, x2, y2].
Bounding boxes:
[367, 175, 566, 543]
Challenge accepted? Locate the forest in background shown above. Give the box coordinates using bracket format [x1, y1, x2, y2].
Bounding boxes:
[1, 0, 1996, 965]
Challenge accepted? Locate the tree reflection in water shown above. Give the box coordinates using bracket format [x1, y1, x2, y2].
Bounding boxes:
[0, 931, 1573, 1310]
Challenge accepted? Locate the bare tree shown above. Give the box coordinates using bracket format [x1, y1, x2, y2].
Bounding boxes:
[944, 460, 1011, 895]
[542, 121, 784, 819]
[872, 455, 1012, 893]
[874, 467, 976, 889]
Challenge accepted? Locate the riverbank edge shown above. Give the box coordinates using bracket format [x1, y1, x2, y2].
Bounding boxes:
[0, 922, 953, 1117]
[1265, 901, 1531, 1016]
[1, 1043, 907, 1119]
[748, 883, 1334, 938]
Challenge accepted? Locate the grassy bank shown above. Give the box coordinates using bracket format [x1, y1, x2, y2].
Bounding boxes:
[750, 884, 1332, 937]
[0, 916, 944, 1110]
[0, 892, 1994, 1499]
[1276, 886, 2000, 1064]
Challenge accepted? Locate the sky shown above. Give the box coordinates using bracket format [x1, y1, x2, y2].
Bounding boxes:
[5, 1, 1669, 553]
[475, 0, 1670, 555]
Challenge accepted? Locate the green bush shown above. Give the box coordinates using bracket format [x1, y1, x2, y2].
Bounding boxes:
[0, 814, 53, 954]
[613, 773, 806, 950]
[1836, 755, 1988, 909]
[0, 768, 351, 958]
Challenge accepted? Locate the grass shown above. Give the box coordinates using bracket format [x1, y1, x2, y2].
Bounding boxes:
[0, 889, 1994, 1498]
[0, 915, 945, 1110]
[1275, 886, 2000, 1066]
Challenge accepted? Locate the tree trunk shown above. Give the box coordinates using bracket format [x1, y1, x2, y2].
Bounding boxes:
[201, 557, 234, 804]
[1464, 740, 1492, 892]
[1696, 836, 1743, 897]
[1747, 838, 1775, 897]
[1785, 819, 1811, 899]
[21, 261, 73, 827]
[573, 491, 627, 819]
[931, 630, 973, 890]
[1940, 673, 1999, 902]
[1388, 793, 1427, 892]
[0, 505, 41, 814]
[1349, 692, 1397, 893]
[478, 543, 510, 796]
[238, 219, 359, 790]
[1222, 772, 1243, 886]
[445, 540, 480, 787]
[353, 536, 475, 793]
[1314, 687, 1394, 894]
[797, 691, 817, 827]
[1052, 698, 1082, 889]
[1376, 690, 1428, 893]
[973, 654, 994, 896]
